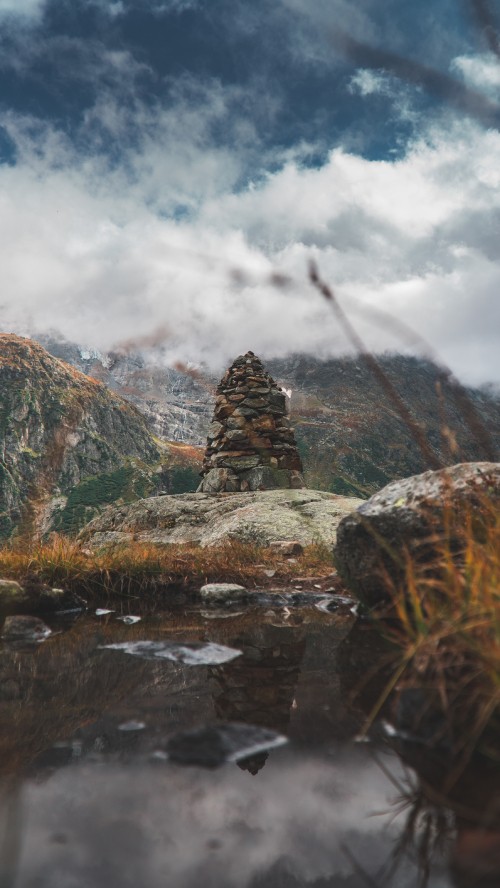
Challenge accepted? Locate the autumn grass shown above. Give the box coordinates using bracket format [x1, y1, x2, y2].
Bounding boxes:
[0, 535, 335, 603]
[368, 509, 500, 760]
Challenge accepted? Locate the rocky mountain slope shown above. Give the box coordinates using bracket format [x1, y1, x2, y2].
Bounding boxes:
[39, 337, 500, 499]
[38, 334, 212, 444]
[0, 335, 202, 539]
[267, 354, 500, 496]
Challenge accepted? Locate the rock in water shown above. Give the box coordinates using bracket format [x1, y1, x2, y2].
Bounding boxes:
[198, 351, 306, 492]
[1, 615, 52, 643]
[164, 722, 288, 768]
[0, 578, 86, 616]
[0, 579, 30, 611]
[334, 462, 500, 607]
[199, 583, 248, 602]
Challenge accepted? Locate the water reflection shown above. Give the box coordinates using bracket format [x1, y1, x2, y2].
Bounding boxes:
[0, 603, 498, 887]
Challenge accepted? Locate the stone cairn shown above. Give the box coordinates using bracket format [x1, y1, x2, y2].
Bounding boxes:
[198, 351, 306, 493]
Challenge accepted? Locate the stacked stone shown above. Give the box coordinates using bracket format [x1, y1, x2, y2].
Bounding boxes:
[198, 351, 306, 493]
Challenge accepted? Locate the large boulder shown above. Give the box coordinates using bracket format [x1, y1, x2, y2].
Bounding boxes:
[334, 462, 500, 607]
[79, 489, 363, 549]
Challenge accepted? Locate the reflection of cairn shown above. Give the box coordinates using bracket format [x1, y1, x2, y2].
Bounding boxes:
[198, 351, 306, 493]
[212, 628, 307, 774]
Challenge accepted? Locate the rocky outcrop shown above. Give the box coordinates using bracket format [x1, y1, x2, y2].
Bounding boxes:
[79, 489, 363, 549]
[198, 352, 305, 493]
[0, 335, 201, 539]
[334, 462, 500, 607]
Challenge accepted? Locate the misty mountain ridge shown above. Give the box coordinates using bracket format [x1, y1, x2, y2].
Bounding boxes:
[38, 334, 500, 498]
[1, 332, 498, 542]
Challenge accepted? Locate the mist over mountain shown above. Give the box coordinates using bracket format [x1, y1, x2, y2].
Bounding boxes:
[39, 335, 500, 499]
[1, 330, 499, 541]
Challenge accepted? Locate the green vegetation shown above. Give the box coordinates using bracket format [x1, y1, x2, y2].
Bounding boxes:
[51, 465, 160, 535]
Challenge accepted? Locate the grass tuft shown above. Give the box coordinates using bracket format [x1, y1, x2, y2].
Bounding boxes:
[0, 536, 335, 602]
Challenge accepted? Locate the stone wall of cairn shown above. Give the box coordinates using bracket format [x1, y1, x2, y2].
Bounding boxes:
[197, 351, 306, 493]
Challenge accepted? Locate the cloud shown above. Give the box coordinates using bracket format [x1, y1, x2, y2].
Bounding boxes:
[452, 52, 500, 97]
[348, 69, 391, 96]
[0, 0, 499, 389]
[1, 102, 500, 385]
[15, 753, 421, 888]
[0, 0, 44, 16]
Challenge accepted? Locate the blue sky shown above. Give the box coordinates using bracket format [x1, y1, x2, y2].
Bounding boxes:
[1, 0, 500, 383]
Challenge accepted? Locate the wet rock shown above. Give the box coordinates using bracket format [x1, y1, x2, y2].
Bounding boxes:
[118, 720, 146, 732]
[100, 640, 242, 665]
[1, 615, 52, 643]
[199, 583, 248, 602]
[0, 578, 30, 610]
[334, 462, 500, 607]
[164, 722, 288, 768]
[0, 577, 86, 616]
[36, 587, 87, 614]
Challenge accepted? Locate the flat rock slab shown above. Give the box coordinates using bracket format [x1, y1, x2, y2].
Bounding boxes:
[79, 489, 364, 549]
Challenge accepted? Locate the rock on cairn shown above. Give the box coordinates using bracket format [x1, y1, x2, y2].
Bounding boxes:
[198, 352, 306, 493]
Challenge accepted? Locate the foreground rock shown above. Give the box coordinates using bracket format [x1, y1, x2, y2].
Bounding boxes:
[200, 583, 248, 602]
[334, 462, 500, 607]
[80, 489, 363, 549]
[1, 615, 52, 643]
[0, 579, 86, 617]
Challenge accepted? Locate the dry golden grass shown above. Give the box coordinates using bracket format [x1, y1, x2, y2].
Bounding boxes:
[365, 509, 500, 760]
[0, 535, 335, 601]
[387, 512, 500, 678]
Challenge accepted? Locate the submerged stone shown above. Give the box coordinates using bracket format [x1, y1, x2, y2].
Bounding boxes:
[164, 722, 288, 768]
[1, 615, 52, 643]
[0, 579, 29, 610]
[0, 578, 86, 616]
[99, 640, 242, 665]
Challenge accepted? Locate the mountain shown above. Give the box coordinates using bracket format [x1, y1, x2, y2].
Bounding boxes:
[0, 335, 202, 539]
[37, 334, 212, 445]
[267, 354, 500, 497]
[38, 338, 500, 499]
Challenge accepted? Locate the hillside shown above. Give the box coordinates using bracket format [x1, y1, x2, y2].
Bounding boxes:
[0, 335, 202, 539]
[267, 355, 500, 496]
[38, 338, 500, 499]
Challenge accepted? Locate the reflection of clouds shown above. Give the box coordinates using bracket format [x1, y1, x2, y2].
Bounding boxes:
[10, 750, 450, 887]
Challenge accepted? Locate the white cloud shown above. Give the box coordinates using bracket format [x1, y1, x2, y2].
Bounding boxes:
[1, 92, 500, 386]
[0, 0, 44, 16]
[17, 751, 415, 888]
[452, 53, 500, 98]
[348, 69, 390, 96]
